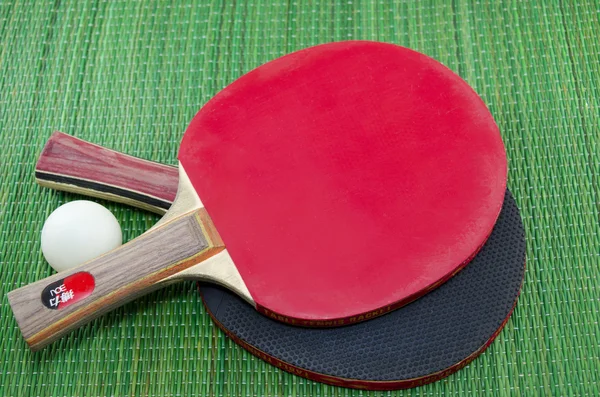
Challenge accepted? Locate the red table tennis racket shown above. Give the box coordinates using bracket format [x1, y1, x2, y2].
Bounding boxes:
[9, 41, 507, 351]
[35, 134, 525, 390]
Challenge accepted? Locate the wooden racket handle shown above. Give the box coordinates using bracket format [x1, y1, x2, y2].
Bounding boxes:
[7, 208, 224, 351]
[35, 132, 178, 214]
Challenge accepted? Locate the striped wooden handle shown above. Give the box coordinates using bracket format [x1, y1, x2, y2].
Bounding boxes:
[35, 131, 178, 214]
[7, 208, 225, 351]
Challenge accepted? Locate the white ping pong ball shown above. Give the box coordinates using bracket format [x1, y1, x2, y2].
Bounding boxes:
[41, 200, 122, 272]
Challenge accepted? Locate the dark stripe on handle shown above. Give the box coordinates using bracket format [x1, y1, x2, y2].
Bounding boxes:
[36, 171, 172, 212]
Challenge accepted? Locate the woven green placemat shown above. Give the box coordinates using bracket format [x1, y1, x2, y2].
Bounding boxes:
[1, 1, 598, 396]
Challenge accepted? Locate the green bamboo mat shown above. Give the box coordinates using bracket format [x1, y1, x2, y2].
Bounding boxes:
[1, 1, 599, 396]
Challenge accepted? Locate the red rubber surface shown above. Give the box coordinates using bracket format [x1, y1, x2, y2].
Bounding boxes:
[179, 41, 507, 322]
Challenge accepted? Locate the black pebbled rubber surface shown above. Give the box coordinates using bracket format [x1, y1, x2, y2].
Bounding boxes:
[200, 190, 525, 382]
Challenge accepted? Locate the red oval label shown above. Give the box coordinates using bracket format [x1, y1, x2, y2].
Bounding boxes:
[41, 272, 95, 310]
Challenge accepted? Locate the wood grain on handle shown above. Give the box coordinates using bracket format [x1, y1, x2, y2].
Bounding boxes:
[36, 131, 178, 214]
[7, 208, 224, 351]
